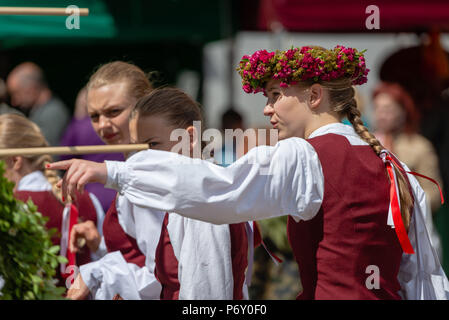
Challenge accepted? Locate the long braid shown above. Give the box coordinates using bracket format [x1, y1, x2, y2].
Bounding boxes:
[337, 87, 413, 230]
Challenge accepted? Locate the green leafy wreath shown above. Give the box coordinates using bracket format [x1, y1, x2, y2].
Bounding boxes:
[0, 160, 67, 299]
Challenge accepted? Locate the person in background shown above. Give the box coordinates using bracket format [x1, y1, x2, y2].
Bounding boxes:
[6, 62, 70, 146]
[372, 81, 444, 259]
[0, 78, 23, 116]
[0, 114, 104, 288]
[128, 87, 251, 299]
[60, 87, 124, 214]
[214, 107, 247, 167]
[63, 61, 162, 300]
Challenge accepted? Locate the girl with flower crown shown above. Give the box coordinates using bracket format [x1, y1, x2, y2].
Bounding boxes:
[48, 46, 448, 300]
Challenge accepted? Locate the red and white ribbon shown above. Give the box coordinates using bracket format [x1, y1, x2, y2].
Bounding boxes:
[380, 150, 445, 255]
[60, 203, 78, 278]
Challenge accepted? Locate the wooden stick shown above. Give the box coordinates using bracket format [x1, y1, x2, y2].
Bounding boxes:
[0, 7, 89, 16]
[0, 144, 148, 157]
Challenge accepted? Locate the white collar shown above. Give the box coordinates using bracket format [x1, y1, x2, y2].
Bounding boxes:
[308, 122, 368, 146]
[16, 171, 52, 192]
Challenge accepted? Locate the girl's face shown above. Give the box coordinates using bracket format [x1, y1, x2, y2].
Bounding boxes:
[2, 157, 15, 183]
[129, 114, 180, 153]
[87, 82, 136, 145]
[263, 79, 312, 140]
[2, 156, 30, 188]
[373, 93, 406, 134]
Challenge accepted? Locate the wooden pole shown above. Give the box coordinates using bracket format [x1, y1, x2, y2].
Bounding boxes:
[0, 7, 89, 16]
[0, 144, 148, 157]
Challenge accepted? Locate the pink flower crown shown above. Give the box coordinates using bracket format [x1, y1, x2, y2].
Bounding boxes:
[237, 45, 370, 94]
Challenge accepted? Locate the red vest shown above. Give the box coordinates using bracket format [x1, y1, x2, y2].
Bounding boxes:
[14, 190, 98, 284]
[102, 196, 146, 268]
[154, 213, 250, 300]
[287, 133, 404, 300]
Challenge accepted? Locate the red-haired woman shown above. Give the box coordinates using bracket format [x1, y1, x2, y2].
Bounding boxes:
[373, 82, 444, 258]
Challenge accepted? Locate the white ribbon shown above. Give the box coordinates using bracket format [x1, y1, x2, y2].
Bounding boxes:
[59, 204, 71, 273]
[380, 149, 401, 229]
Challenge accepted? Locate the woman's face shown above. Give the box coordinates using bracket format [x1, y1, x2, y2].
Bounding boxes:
[373, 93, 406, 134]
[129, 114, 180, 153]
[87, 82, 136, 145]
[263, 79, 312, 140]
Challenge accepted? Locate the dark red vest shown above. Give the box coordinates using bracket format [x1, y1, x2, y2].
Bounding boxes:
[154, 213, 250, 300]
[14, 190, 98, 285]
[287, 133, 404, 300]
[102, 196, 146, 268]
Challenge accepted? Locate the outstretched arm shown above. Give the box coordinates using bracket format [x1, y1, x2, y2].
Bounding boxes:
[48, 138, 324, 224]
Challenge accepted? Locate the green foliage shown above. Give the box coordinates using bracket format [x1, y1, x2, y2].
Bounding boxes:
[258, 215, 291, 254]
[0, 161, 67, 299]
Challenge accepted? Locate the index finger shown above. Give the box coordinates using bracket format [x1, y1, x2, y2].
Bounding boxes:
[46, 159, 76, 171]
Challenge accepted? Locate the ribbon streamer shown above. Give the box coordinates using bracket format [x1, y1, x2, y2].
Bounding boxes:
[60, 204, 79, 278]
[380, 150, 445, 255]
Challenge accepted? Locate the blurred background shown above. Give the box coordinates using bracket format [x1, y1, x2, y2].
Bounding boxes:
[1, 0, 449, 299]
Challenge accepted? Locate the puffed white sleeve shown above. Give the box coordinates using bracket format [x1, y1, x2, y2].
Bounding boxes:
[80, 251, 161, 300]
[167, 214, 234, 299]
[397, 163, 449, 300]
[105, 137, 324, 224]
[79, 197, 164, 300]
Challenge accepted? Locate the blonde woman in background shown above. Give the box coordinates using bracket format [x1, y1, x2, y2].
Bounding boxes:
[0, 113, 104, 288]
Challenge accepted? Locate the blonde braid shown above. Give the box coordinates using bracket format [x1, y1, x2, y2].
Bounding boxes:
[339, 87, 413, 231]
[345, 97, 384, 155]
[30, 154, 63, 203]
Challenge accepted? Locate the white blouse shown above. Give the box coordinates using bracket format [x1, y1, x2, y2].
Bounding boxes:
[80, 190, 238, 300]
[166, 214, 236, 299]
[79, 196, 164, 300]
[105, 123, 449, 300]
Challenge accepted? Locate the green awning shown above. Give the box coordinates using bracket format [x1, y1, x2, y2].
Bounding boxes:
[0, 0, 117, 49]
[0, 1, 227, 50]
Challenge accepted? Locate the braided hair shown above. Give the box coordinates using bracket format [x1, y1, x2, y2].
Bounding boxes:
[320, 79, 413, 230]
[0, 114, 63, 203]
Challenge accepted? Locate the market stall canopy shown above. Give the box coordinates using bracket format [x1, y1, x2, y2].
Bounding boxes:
[258, 0, 449, 32]
[0, 0, 116, 49]
[0, 0, 225, 50]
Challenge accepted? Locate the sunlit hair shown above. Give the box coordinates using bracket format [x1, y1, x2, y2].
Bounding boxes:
[307, 78, 413, 230]
[0, 114, 62, 202]
[86, 61, 153, 102]
[131, 87, 207, 155]
[132, 87, 203, 126]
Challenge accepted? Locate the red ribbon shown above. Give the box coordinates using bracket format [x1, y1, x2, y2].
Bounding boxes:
[385, 159, 415, 254]
[383, 153, 445, 255]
